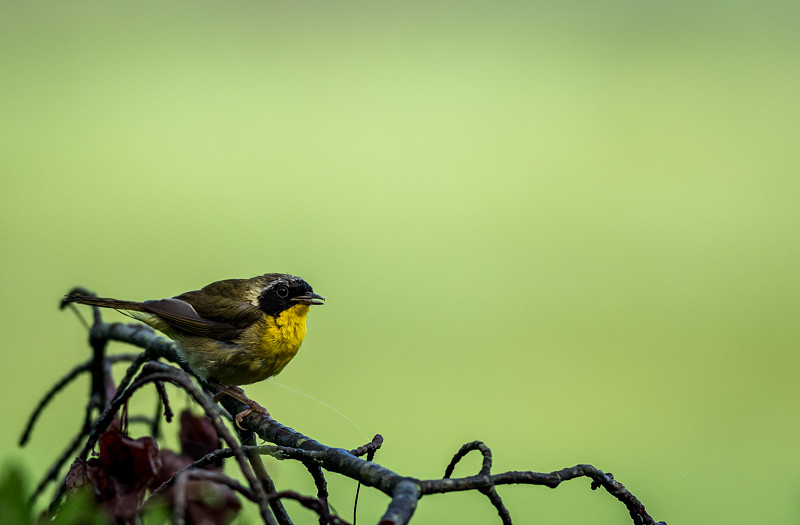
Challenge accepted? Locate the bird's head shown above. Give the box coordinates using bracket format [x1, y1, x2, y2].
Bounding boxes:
[257, 274, 324, 317]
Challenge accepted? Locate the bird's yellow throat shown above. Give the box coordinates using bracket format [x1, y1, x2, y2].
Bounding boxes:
[260, 304, 311, 370]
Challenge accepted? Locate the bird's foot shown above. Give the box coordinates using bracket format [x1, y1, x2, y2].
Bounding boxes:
[209, 382, 271, 429]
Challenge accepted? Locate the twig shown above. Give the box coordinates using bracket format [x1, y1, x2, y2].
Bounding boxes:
[237, 428, 293, 525]
[170, 469, 258, 525]
[266, 491, 348, 525]
[44, 320, 665, 525]
[171, 470, 258, 525]
[146, 451, 343, 524]
[47, 362, 275, 525]
[88, 323, 110, 409]
[443, 441, 510, 524]
[349, 434, 383, 457]
[145, 443, 325, 507]
[301, 460, 329, 525]
[151, 396, 162, 439]
[352, 435, 382, 525]
[154, 380, 173, 423]
[60, 287, 98, 329]
[131, 364, 275, 525]
[419, 464, 665, 525]
[443, 440, 492, 479]
[19, 353, 138, 446]
[30, 405, 94, 504]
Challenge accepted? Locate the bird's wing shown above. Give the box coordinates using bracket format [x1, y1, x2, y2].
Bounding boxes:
[140, 296, 259, 342]
[177, 287, 264, 326]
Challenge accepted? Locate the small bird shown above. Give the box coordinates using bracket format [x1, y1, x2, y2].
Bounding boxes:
[62, 274, 324, 424]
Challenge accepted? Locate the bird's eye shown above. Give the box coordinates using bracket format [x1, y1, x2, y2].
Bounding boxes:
[276, 285, 289, 298]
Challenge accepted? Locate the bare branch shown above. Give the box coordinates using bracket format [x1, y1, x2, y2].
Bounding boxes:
[420, 465, 665, 525]
[301, 460, 329, 525]
[19, 353, 138, 446]
[266, 490, 348, 525]
[32, 319, 666, 525]
[45, 361, 274, 525]
[153, 380, 173, 423]
[171, 469, 256, 525]
[443, 441, 510, 524]
[237, 429, 294, 525]
[379, 480, 420, 525]
[30, 405, 94, 504]
[349, 434, 383, 458]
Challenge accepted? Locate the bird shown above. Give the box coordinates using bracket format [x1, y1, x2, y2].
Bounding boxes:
[61, 273, 324, 425]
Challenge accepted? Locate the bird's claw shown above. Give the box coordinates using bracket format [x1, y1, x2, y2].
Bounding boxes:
[234, 403, 270, 430]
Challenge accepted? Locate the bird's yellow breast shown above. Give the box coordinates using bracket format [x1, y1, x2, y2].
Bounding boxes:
[168, 304, 313, 387]
[263, 304, 309, 354]
[255, 303, 310, 376]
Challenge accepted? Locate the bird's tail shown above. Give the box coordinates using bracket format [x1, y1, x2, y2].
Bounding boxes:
[60, 295, 145, 312]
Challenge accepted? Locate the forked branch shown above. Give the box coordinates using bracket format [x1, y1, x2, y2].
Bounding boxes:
[23, 313, 665, 525]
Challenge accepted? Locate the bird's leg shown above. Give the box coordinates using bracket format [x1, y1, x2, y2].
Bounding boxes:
[208, 381, 270, 428]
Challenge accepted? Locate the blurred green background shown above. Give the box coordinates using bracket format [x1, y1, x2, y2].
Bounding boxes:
[2, 1, 799, 523]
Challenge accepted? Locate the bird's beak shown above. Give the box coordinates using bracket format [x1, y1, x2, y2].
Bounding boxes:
[291, 292, 325, 305]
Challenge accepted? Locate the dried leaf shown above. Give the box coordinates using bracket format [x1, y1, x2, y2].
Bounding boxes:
[66, 427, 161, 525]
[178, 411, 220, 461]
[149, 413, 241, 525]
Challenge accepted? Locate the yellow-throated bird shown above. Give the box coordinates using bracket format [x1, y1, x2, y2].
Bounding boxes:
[62, 273, 324, 423]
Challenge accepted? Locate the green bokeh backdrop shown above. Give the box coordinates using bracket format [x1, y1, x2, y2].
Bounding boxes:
[2, 2, 799, 523]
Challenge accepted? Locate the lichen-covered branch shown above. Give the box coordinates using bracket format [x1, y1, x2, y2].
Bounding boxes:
[24, 319, 666, 525]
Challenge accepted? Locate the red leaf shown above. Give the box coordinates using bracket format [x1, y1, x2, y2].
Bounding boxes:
[178, 410, 220, 461]
[66, 427, 162, 524]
